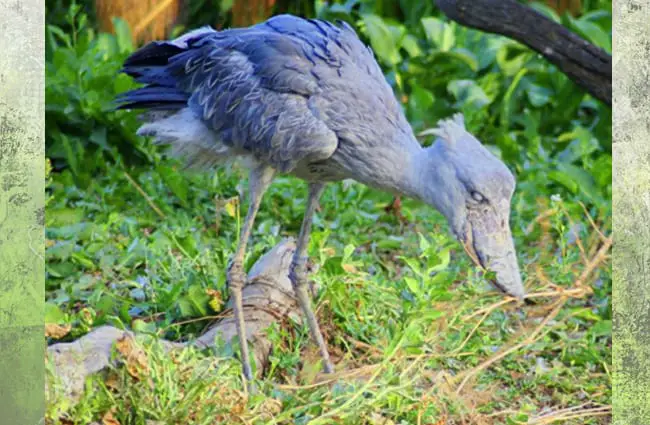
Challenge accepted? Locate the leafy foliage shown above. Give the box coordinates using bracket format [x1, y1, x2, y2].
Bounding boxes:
[45, 1, 611, 424]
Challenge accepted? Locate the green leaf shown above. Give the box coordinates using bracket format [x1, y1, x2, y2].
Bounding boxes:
[47, 262, 77, 279]
[47, 24, 72, 49]
[45, 302, 67, 324]
[429, 50, 478, 72]
[362, 14, 401, 65]
[572, 307, 603, 322]
[89, 127, 109, 150]
[589, 319, 612, 339]
[421, 17, 455, 51]
[177, 284, 211, 318]
[401, 34, 422, 57]
[113, 73, 134, 95]
[403, 276, 422, 298]
[555, 162, 600, 201]
[157, 165, 190, 207]
[112, 18, 133, 54]
[47, 208, 85, 227]
[496, 42, 531, 76]
[343, 244, 356, 261]
[557, 126, 600, 163]
[524, 81, 553, 107]
[408, 84, 434, 125]
[376, 237, 403, 250]
[592, 155, 612, 189]
[548, 170, 578, 194]
[46, 241, 75, 261]
[581, 10, 612, 31]
[177, 298, 194, 318]
[132, 319, 157, 334]
[447, 79, 491, 109]
[72, 252, 96, 270]
[418, 234, 430, 252]
[501, 68, 527, 129]
[571, 17, 611, 53]
[323, 256, 344, 275]
[527, 2, 561, 23]
[402, 257, 423, 278]
[188, 285, 209, 316]
[418, 310, 443, 321]
[426, 247, 450, 273]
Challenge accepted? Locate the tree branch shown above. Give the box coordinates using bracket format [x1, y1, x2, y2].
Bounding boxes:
[435, 0, 611, 106]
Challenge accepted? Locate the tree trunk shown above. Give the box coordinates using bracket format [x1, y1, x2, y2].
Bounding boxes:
[435, 0, 611, 106]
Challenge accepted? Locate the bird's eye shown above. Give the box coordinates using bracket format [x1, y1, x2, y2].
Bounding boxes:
[471, 191, 486, 203]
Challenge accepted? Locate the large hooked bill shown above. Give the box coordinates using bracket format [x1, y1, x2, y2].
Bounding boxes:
[460, 207, 529, 304]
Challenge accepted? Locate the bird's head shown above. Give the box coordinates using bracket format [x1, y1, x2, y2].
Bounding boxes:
[420, 113, 524, 300]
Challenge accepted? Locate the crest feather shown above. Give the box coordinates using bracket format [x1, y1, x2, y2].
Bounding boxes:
[417, 112, 468, 146]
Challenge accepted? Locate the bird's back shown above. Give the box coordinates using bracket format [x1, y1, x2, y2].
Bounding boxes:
[116, 14, 414, 179]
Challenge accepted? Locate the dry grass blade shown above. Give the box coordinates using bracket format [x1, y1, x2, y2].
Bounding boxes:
[524, 287, 592, 300]
[462, 298, 515, 321]
[275, 364, 380, 391]
[578, 201, 608, 242]
[528, 404, 611, 424]
[450, 307, 493, 355]
[123, 171, 166, 219]
[574, 235, 612, 288]
[525, 208, 558, 234]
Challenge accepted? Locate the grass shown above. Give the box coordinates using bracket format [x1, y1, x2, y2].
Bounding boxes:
[45, 153, 611, 424]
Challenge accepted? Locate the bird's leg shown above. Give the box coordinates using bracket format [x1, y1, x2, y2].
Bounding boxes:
[289, 183, 335, 374]
[228, 164, 275, 381]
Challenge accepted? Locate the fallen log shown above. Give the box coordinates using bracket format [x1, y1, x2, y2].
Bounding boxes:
[46, 238, 310, 404]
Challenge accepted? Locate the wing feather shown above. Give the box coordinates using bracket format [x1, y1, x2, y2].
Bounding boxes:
[117, 14, 410, 172]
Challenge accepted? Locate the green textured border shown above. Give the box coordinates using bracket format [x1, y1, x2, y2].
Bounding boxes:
[0, 1, 45, 424]
[613, 0, 650, 424]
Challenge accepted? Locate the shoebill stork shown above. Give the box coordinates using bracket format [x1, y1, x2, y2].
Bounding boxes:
[116, 14, 525, 381]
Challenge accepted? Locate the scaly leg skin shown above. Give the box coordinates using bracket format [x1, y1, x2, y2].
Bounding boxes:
[228, 164, 275, 384]
[289, 183, 335, 374]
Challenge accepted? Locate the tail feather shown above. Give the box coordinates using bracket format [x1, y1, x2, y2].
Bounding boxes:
[122, 42, 185, 70]
[115, 27, 215, 111]
[115, 27, 236, 170]
[114, 86, 188, 110]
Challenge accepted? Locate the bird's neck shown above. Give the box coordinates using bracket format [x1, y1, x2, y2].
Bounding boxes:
[400, 143, 436, 202]
[362, 134, 434, 202]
